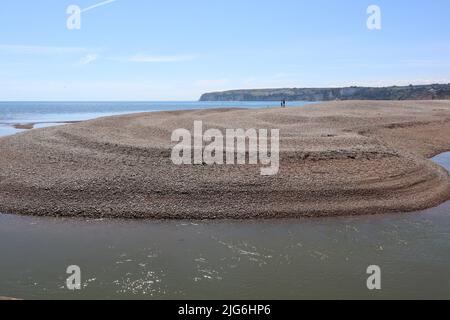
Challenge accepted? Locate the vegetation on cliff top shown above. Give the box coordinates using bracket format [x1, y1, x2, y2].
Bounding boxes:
[199, 84, 450, 101]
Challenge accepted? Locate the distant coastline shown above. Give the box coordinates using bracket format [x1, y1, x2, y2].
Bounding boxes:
[199, 83, 450, 102]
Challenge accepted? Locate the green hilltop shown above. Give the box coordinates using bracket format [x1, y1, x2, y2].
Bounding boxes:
[199, 84, 450, 101]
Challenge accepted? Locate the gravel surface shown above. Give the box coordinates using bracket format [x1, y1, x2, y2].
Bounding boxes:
[1, 100, 450, 219]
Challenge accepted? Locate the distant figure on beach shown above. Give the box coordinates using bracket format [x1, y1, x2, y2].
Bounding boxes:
[281, 99, 286, 108]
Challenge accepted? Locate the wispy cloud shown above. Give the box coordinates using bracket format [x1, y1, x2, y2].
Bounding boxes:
[194, 79, 229, 87]
[0, 44, 91, 55]
[0, 44, 196, 66]
[117, 54, 197, 63]
[0, 79, 198, 101]
[323, 58, 450, 70]
[79, 54, 99, 65]
[319, 78, 450, 88]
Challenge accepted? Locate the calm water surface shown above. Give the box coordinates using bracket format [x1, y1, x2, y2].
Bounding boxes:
[0, 102, 449, 299]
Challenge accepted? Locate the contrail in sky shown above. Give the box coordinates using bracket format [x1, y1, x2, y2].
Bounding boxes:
[81, 0, 118, 13]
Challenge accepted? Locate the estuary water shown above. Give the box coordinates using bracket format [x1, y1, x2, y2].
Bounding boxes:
[0, 102, 449, 299]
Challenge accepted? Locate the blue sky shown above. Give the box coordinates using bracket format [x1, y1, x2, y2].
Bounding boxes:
[0, 0, 449, 100]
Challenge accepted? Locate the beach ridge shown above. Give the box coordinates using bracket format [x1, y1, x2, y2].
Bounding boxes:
[1, 100, 450, 219]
